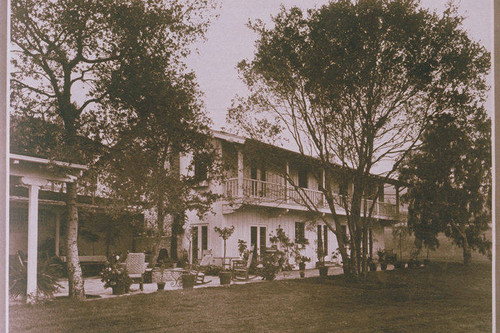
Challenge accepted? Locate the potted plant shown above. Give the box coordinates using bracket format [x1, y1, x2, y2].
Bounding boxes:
[377, 249, 387, 271]
[367, 257, 377, 271]
[296, 255, 310, 278]
[100, 253, 132, 295]
[317, 248, 328, 277]
[214, 225, 235, 285]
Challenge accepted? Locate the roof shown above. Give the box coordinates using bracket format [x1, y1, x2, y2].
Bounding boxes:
[10, 153, 88, 170]
[210, 129, 402, 186]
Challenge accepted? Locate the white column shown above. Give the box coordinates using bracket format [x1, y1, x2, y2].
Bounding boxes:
[237, 149, 244, 197]
[26, 184, 40, 303]
[55, 211, 60, 257]
[21, 177, 47, 303]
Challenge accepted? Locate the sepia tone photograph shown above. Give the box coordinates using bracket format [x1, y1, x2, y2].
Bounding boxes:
[3, 0, 494, 331]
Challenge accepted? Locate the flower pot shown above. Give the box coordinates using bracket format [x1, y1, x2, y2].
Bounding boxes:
[219, 271, 232, 285]
[157, 282, 166, 290]
[182, 274, 195, 289]
[299, 263, 306, 278]
[112, 285, 126, 295]
[380, 263, 387, 271]
[318, 266, 328, 277]
[369, 263, 377, 271]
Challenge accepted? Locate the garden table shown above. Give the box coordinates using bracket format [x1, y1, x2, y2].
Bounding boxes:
[214, 256, 240, 270]
[155, 268, 186, 287]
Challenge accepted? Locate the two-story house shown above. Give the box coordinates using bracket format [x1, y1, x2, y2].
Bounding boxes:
[182, 130, 407, 269]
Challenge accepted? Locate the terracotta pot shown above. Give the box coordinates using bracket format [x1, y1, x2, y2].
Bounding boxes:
[182, 274, 195, 289]
[112, 285, 126, 295]
[219, 271, 232, 285]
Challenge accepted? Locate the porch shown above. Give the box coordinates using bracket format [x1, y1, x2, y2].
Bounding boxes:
[222, 177, 402, 219]
[52, 266, 345, 299]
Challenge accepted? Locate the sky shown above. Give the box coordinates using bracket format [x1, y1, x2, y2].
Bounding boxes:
[185, 0, 494, 131]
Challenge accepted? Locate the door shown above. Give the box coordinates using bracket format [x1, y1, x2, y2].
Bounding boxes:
[251, 226, 267, 260]
[192, 225, 208, 261]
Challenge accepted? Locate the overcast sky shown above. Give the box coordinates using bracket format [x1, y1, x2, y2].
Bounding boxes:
[186, 0, 494, 131]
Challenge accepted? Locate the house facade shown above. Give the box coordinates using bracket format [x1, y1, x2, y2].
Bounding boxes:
[181, 131, 407, 269]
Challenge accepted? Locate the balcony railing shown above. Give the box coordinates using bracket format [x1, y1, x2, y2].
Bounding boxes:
[223, 178, 401, 218]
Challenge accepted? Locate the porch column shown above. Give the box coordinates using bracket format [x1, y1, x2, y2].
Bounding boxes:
[237, 149, 244, 197]
[285, 162, 290, 203]
[22, 177, 47, 303]
[55, 211, 60, 257]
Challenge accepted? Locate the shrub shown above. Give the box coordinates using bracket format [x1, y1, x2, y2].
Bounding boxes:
[9, 252, 63, 300]
[257, 251, 281, 281]
[100, 253, 132, 294]
[204, 265, 222, 276]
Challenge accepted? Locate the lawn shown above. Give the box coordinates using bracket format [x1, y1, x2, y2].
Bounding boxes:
[10, 262, 491, 333]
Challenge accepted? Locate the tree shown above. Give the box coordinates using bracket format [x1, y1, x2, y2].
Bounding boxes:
[227, 0, 489, 280]
[399, 111, 491, 264]
[100, 57, 220, 265]
[11, 0, 217, 299]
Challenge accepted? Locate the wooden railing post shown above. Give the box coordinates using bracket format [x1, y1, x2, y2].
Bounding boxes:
[237, 150, 244, 197]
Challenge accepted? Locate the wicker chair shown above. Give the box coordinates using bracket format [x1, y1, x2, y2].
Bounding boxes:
[125, 253, 147, 291]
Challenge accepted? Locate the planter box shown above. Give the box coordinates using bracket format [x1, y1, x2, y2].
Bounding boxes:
[318, 266, 328, 277]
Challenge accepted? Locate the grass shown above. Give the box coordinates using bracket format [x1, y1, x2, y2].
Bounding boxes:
[10, 262, 491, 332]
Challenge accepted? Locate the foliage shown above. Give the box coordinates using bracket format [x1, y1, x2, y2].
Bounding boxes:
[214, 226, 235, 240]
[399, 112, 491, 264]
[269, 226, 296, 270]
[10, 0, 219, 298]
[237, 239, 252, 261]
[9, 253, 63, 300]
[100, 253, 132, 292]
[237, 239, 247, 257]
[227, 0, 490, 280]
[257, 251, 282, 281]
[214, 226, 235, 271]
[204, 265, 222, 276]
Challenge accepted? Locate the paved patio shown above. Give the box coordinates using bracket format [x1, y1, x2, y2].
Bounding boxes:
[54, 266, 346, 299]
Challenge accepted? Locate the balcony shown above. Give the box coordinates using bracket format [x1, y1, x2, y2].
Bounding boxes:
[222, 178, 402, 220]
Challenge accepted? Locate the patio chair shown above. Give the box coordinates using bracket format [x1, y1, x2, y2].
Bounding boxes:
[232, 245, 256, 281]
[125, 253, 147, 291]
[192, 250, 213, 285]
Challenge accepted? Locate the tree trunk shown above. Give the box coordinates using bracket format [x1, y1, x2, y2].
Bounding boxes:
[463, 238, 472, 265]
[65, 182, 85, 300]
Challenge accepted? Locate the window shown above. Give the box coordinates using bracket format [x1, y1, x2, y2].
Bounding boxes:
[378, 184, 385, 202]
[341, 225, 349, 243]
[339, 179, 348, 196]
[295, 222, 306, 244]
[298, 167, 308, 188]
[251, 226, 267, 258]
[194, 156, 208, 181]
[317, 225, 328, 257]
[192, 227, 199, 261]
[201, 226, 208, 252]
[323, 225, 328, 255]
